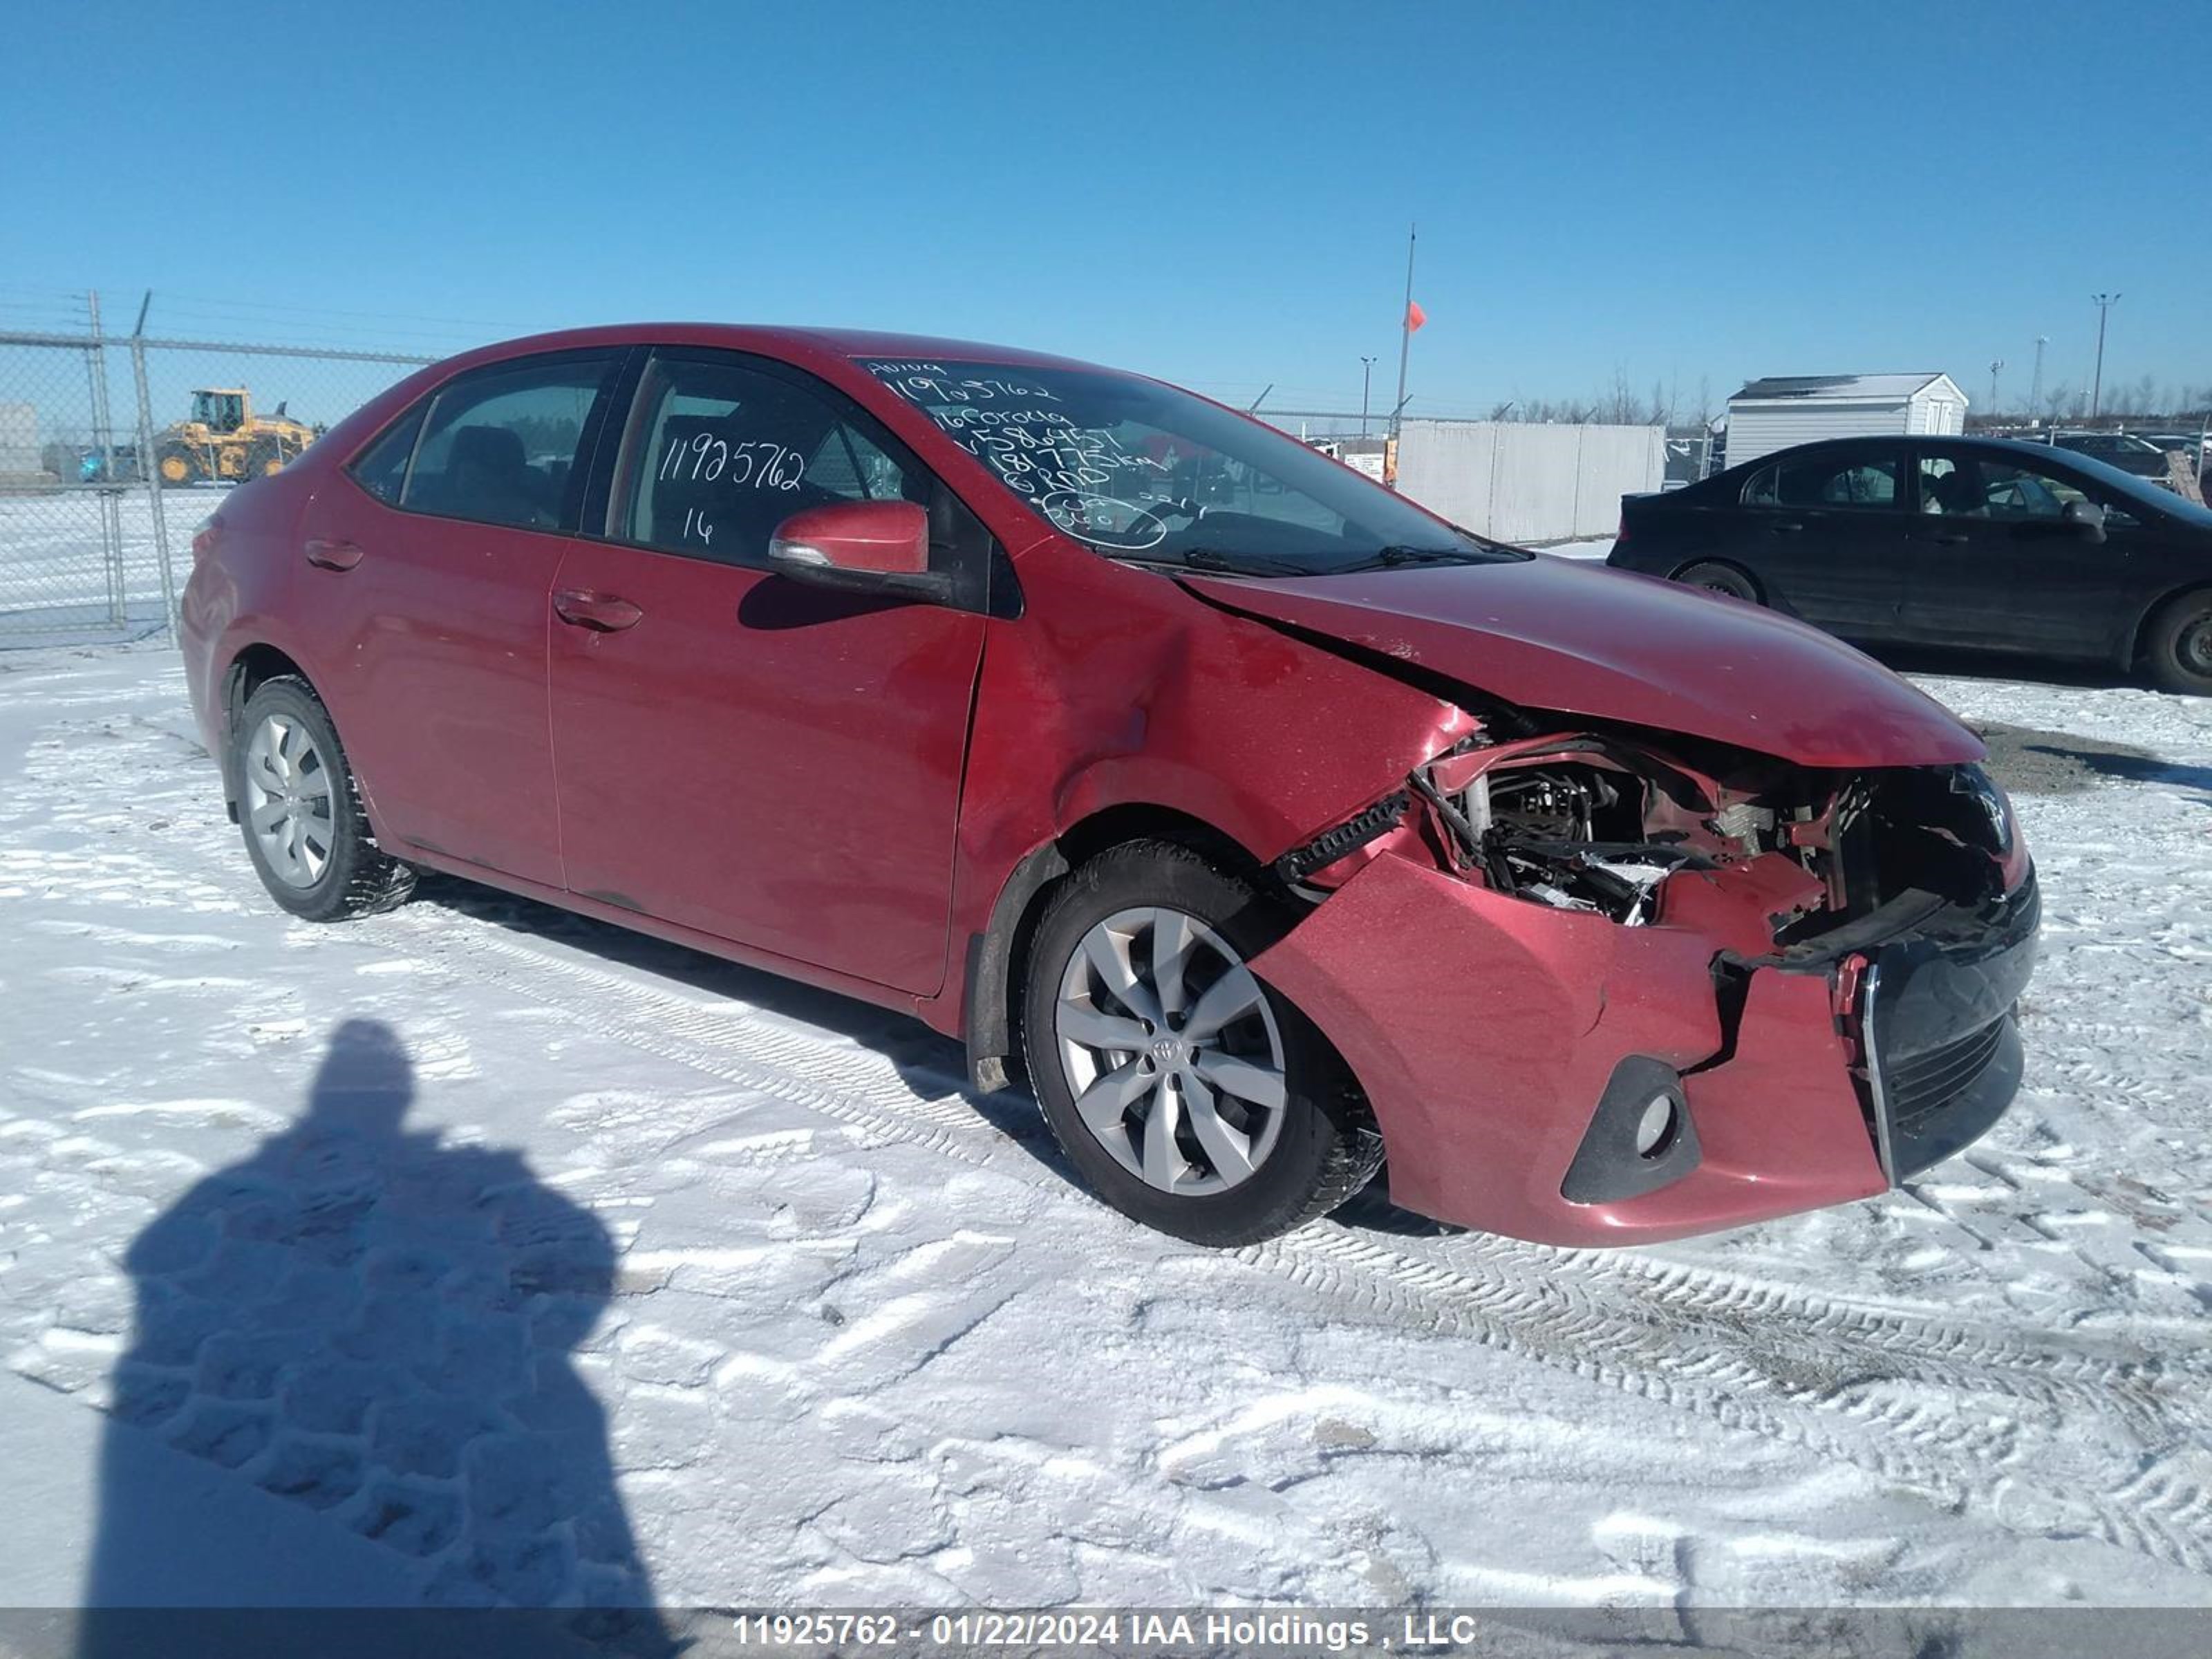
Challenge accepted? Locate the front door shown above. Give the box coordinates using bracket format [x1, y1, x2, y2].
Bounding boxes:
[297, 348, 626, 888]
[547, 348, 988, 995]
[1904, 448, 2142, 655]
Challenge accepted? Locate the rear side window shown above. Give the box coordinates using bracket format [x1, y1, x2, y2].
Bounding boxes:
[348, 404, 424, 504]
[612, 353, 933, 566]
[397, 352, 623, 532]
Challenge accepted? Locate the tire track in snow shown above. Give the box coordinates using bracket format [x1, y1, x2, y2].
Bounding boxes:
[12, 706, 2212, 1582]
[368, 897, 2212, 1580]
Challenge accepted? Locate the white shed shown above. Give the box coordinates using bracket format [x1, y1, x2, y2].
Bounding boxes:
[1722, 373, 1967, 470]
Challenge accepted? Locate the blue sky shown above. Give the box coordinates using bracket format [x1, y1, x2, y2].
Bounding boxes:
[4, 1, 2204, 418]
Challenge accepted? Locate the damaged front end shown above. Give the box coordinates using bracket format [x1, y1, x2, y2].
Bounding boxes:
[1253, 718, 2038, 1246]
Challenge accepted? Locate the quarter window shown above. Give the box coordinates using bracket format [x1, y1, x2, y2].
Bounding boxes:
[348, 404, 424, 505]
[399, 353, 621, 532]
[615, 354, 932, 565]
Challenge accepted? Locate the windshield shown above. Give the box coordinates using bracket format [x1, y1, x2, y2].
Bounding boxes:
[2056, 447, 2212, 526]
[856, 357, 1525, 576]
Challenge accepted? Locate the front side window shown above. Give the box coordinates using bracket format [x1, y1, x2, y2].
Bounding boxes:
[613, 353, 935, 565]
[400, 353, 621, 532]
[1918, 452, 2146, 529]
[856, 358, 1523, 576]
[1919, 455, 2077, 519]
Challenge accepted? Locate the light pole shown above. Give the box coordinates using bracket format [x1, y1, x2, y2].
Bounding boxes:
[2030, 335, 2047, 424]
[1988, 359, 2004, 422]
[1359, 356, 1376, 435]
[2090, 292, 2121, 420]
[1391, 223, 1416, 443]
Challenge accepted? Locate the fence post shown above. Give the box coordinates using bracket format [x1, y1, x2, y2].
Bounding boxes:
[84, 292, 130, 627]
[129, 294, 177, 637]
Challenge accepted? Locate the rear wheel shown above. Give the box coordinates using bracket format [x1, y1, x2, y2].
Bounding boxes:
[232, 677, 415, 921]
[1021, 841, 1381, 1245]
[1674, 560, 1761, 603]
[245, 436, 288, 478]
[2143, 588, 2212, 695]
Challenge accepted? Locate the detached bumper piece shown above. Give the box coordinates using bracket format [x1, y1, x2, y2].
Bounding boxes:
[1248, 852, 2039, 1246]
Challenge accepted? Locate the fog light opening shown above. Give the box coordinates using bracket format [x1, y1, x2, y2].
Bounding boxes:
[1634, 1093, 1680, 1161]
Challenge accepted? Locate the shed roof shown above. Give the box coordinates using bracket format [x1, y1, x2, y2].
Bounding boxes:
[1730, 373, 1954, 403]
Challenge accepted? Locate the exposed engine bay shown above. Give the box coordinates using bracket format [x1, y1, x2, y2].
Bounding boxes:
[1291, 720, 2022, 953]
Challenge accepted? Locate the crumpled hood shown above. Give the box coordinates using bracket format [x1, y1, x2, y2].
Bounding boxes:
[1183, 554, 1985, 769]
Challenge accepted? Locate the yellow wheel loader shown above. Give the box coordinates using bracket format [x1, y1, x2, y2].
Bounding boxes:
[154, 388, 317, 486]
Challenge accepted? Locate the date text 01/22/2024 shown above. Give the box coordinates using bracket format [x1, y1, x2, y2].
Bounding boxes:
[722, 1611, 1489, 1651]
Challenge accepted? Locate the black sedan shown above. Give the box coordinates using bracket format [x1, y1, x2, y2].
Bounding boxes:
[1609, 435, 2212, 693]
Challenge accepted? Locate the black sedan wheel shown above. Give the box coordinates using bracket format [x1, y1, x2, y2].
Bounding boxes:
[1674, 561, 1761, 603]
[2144, 588, 2212, 696]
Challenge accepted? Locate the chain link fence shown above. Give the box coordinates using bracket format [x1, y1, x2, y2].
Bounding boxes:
[0, 309, 433, 645]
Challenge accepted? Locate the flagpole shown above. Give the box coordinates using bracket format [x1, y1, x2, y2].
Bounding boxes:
[1391, 222, 1416, 443]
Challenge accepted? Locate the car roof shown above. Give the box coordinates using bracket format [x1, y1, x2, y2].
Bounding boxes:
[1718, 433, 2108, 474]
[442, 322, 1118, 377]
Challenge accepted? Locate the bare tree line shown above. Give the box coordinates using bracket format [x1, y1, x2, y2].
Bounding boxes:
[1484, 368, 2212, 429]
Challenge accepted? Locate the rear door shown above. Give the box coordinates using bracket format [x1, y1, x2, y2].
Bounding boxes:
[1738, 444, 1912, 635]
[299, 349, 626, 887]
[545, 347, 991, 995]
[1904, 446, 2149, 655]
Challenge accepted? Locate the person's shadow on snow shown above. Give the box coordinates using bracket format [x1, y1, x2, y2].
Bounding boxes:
[80, 1019, 675, 1655]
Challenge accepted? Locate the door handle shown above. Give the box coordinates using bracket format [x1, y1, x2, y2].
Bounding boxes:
[553, 589, 644, 632]
[304, 538, 364, 570]
[1767, 521, 1805, 535]
[1924, 531, 1970, 545]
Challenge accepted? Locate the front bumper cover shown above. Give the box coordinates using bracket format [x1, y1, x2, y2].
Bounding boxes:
[1248, 855, 2038, 1246]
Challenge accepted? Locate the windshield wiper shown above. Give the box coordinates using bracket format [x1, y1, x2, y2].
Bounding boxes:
[1113, 546, 1313, 578]
[1331, 544, 1499, 572]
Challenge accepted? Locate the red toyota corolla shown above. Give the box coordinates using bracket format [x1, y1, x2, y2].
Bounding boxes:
[180, 326, 2038, 1247]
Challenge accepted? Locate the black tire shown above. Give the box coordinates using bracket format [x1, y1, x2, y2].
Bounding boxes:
[1674, 560, 1761, 603]
[155, 442, 201, 488]
[244, 436, 288, 478]
[2142, 588, 2212, 695]
[232, 676, 416, 921]
[1020, 840, 1382, 1246]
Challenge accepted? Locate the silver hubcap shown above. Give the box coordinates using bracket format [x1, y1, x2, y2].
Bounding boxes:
[243, 713, 335, 888]
[1054, 906, 1287, 1196]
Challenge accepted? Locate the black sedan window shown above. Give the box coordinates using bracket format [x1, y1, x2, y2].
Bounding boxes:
[1746, 453, 1901, 509]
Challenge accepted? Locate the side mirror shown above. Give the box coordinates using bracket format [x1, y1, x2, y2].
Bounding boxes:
[2062, 498, 2106, 544]
[767, 500, 951, 601]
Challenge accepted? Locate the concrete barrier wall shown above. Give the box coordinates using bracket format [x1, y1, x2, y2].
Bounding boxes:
[1395, 418, 1666, 543]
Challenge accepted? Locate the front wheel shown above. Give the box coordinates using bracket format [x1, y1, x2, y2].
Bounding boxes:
[232, 676, 416, 921]
[1674, 560, 1761, 603]
[1021, 841, 1381, 1245]
[155, 442, 201, 487]
[2143, 588, 2212, 695]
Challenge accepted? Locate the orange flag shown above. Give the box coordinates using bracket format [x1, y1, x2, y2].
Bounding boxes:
[1405, 299, 1427, 332]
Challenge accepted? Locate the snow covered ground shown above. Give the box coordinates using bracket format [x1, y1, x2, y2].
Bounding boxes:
[1, 639, 2209, 1620]
[0, 489, 215, 643]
